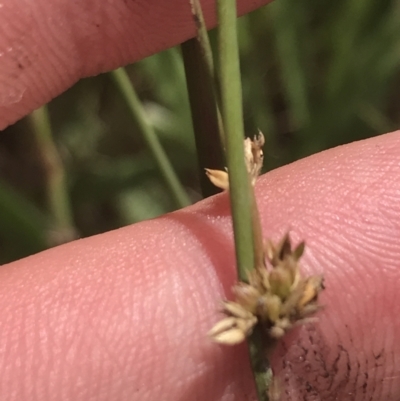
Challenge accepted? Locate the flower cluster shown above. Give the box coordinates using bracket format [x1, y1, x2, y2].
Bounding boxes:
[209, 234, 324, 345]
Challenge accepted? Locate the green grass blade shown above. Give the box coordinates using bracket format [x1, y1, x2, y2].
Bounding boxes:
[110, 67, 191, 209]
[30, 105, 76, 243]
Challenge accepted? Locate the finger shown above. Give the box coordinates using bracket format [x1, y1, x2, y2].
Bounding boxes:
[1, 131, 400, 401]
[0, 0, 271, 129]
[261, 131, 400, 400]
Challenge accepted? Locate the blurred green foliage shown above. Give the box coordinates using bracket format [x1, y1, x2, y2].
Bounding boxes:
[0, 0, 399, 263]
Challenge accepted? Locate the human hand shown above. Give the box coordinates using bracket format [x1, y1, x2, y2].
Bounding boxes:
[2, 131, 400, 401]
[1, 1, 399, 400]
[0, 0, 270, 128]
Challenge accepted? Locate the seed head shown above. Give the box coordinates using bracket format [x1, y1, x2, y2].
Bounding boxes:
[209, 234, 324, 344]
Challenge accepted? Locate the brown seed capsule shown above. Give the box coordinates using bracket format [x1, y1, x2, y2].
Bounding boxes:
[233, 283, 260, 313]
[223, 301, 253, 319]
[298, 275, 324, 309]
[260, 294, 282, 323]
[210, 326, 246, 345]
[269, 267, 293, 299]
[208, 312, 257, 345]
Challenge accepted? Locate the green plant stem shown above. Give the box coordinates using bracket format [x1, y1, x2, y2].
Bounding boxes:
[110, 68, 191, 209]
[190, 0, 216, 76]
[182, 39, 225, 197]
[217, 0, 254, 281]
[183, 0, 226, 198]
[217, 1, 268, 400]
[30, 105, 76, 243]
[189, 0, 225, 146]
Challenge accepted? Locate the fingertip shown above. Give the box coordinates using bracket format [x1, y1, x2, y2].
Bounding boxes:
[0, 0, 272, 129]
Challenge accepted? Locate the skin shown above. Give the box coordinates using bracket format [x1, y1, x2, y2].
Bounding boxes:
[0, 0, 399, 400]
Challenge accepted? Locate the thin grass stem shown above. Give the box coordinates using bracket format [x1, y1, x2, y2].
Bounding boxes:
[217, 1, 268, 399]
[182, 39, 225, 197]
[189, 0, 225, 146]
[110, 68, 191, 209]
[217, 0, 254, 281]
[30, 105, 76, 244]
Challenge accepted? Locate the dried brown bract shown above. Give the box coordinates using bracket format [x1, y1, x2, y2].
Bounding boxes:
[205, 168, 229, 190]
[244, 131, 264, 185]
[204, 132, 265, 191]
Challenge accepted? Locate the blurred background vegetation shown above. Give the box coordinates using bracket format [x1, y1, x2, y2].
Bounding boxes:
[0, 0, 399, 264]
